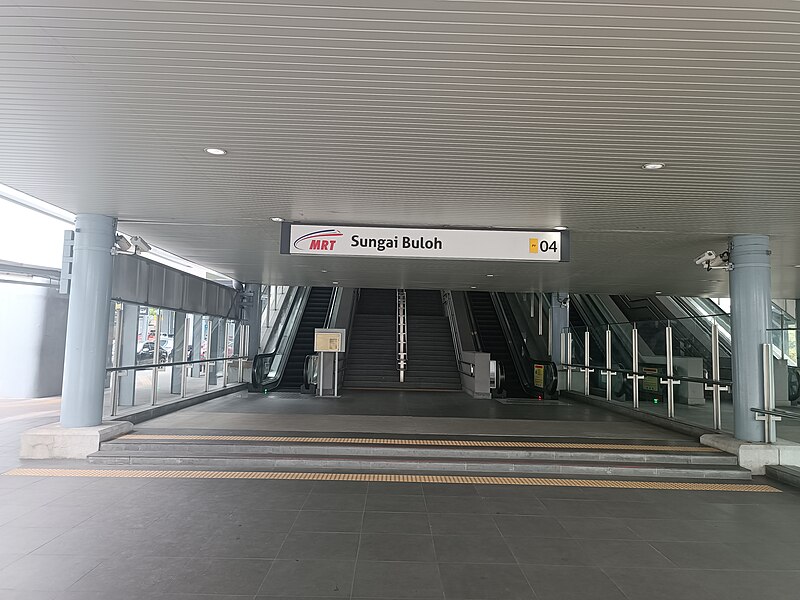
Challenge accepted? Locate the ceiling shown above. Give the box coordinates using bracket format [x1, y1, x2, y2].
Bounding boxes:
[1, 0, 800, 296]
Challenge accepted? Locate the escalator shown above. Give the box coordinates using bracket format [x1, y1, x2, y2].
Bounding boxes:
[277, 287, 334, 390]
[467, 291, 526, 398]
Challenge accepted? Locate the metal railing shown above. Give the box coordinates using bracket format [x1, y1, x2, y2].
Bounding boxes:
[397, 289, 407, 383]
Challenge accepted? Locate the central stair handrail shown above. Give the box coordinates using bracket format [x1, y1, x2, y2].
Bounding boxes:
[397, 289, 408, 383]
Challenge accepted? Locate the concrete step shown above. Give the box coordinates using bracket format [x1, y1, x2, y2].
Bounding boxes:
[87, 450, 749, 479]
[95, 439, 739, 466]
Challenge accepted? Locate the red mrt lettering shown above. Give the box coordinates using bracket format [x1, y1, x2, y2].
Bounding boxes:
[310, 239, 337, 251]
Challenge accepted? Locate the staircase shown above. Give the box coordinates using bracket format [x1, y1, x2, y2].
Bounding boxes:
[345, 289, 399, 389]
[468, 291, 526, 398]
[278, 287, 333, 391]
[405, 290, 462, 390]
[89, 432, 751, 481]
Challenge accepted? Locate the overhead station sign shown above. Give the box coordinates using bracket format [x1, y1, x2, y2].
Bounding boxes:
[281, 223, 569, 262]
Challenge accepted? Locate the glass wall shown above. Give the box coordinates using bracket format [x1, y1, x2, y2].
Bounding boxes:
[104, 302, 249, 419]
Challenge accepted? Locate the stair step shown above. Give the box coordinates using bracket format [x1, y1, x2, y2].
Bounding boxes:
[88, 450, 748, 480]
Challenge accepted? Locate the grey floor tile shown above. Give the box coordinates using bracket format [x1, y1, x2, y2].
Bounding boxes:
[522, 565, 627, 600]
[251, 492, 310, 511]
[0, 592, 59, 600]
[0, 554, 22, 570]
[215, 510, 299, 533]
[164, 558, 272, 595]
[278, 532, 360, 560]
[438, 563, 534, 599]
[34, 526, 141, 558]
[362, 512, 430, 535]
[652, 540, 800, 570]
[540, 498, 609, 518]
[493, 515, 568, 538]
[292, 510, 363, 533]
[67, 556, 195, 593]
[480, 497, 547, 515]
[622, 518, 767, 543]
[368, 482, 424, 495]
[428, 514, 499, 536]
[0, 505, 36, 527]
[352, 561, 443, 598]
[582, 540, 674, 568]
[303, 493, 366, 511]
[366, 494, 427, 513]
[259, 559, 354, 598]
[433, 535, 515, 564]
[0, 526, 71, 554]
[424, 497, 488, 515]
[196, 530, 287, 559]
[359, 533, 436, 562]
[557, 517, 641, 540]
[0, 555, 101, 592]
[602, 567, 717, 600]
[603, 501, 680, 520]
[312, 481, 369, 494]
[422, 484, 477, 497]
[505, 537, 593, 566]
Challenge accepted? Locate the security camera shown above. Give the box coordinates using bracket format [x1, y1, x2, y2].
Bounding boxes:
[559, 296, 570, 309]
[130, 236, 152, 254]
[694, 249, 733, 272]
[694, 250, 716, 266]
[113, 234, 132, 253]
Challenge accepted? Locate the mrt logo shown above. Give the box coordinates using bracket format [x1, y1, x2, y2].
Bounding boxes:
[293, 229, 343, 251]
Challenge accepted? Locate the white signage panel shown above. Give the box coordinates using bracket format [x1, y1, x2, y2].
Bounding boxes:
[281, 224, 568, 262]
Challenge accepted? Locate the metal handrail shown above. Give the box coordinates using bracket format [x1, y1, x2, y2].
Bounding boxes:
[751, 407, 800, 421]
[442, 290, 463, 370]
[109, 354, 243, 372]
[397, 289, 407, 383]
[560, 361, 731, 387]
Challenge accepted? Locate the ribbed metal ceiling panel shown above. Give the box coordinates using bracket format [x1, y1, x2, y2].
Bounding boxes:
[1, 0, 799, 295]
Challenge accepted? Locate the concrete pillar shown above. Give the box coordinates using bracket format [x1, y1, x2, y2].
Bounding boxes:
[117, 303, 139, 407]
[60, 214, 116, 428]
[170, 311, 186, 393]
[191, 315, 203, 377]
[730, 235, 772, 442]
[244, 283, 262, 357]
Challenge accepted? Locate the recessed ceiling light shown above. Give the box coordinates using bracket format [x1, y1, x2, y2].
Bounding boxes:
[794, 265, 800, 268]
[204, 147, 227, 156]
[655, 291, 663, 295]
[642, 162, 665, 170]
[270, 217, 284, 222]
[554, 226, 568, 231]
[470, 286, 477, 289]
[486, 274, 494, 278]
[332, 281, 339, 285]
[321, 269, 328, 273]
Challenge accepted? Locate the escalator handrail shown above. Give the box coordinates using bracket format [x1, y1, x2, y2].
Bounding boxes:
[251, 287, 311, 391]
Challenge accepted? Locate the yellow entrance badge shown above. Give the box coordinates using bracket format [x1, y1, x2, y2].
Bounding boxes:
[529, 238, 539, 253]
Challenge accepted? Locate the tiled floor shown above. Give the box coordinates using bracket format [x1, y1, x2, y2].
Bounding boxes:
[1, 472, 800, 599]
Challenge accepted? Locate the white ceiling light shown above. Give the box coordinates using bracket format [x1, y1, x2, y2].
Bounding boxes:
[470, 285, 477, 289]
[554, 226, 568, 231]
[642, 162, 665, 170]
[655, 291, 663, 295]
[204, 147, 227, 156]
[486, 274, 494, 278]
[332, 281, 339, 285]
[321, 269, 328, 273]
[270, 217, 284, 222]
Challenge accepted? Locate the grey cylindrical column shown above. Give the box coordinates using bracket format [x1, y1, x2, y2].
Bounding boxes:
[244, 283, 262, 357]
[730, 235, 772, 442]
[60, 214, 116, 428]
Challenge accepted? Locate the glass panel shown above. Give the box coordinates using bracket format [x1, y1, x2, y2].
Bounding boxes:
[637, 320, 669, 418]
[609, 322, 633, 407]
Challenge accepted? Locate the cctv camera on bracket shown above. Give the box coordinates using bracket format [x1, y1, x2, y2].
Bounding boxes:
[111, 234, 152, 256]
[694, 249, 733, 272]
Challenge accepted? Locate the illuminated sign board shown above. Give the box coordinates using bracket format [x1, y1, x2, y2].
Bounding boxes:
[281, 223, 569, 262]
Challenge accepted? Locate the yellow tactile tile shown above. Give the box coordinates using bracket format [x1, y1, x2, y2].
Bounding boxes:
[120, 434, 723, 453]
[1, 468, 778, 492]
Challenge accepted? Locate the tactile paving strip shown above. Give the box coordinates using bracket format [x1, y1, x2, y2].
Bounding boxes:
[1, 468, 779, 492]
[120, 434, 722, 453]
